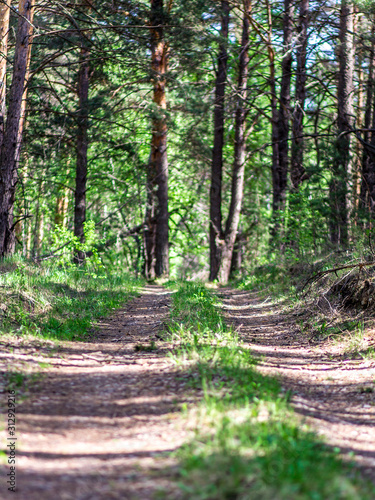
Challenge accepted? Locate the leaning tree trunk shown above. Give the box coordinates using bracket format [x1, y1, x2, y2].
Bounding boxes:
[291, 0, 309, 189]
[0, 0, 11, 150]
[0, 0, 35, 258]
[330, 0, 354, 247]
[209, 0, 229, 281]
[144, 0, 169, 280]
[217, 0, 250, 285]
[74, 40, 90, 264]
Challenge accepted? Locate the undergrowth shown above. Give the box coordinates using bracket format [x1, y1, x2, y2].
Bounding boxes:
[168, 282, 374, 499]
[237, 255, 375, 360]
[0, 257, 142, 341]
[237, 263, 297, 298]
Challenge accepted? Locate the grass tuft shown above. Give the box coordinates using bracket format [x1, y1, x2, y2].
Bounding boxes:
[134, 340, 157, 352]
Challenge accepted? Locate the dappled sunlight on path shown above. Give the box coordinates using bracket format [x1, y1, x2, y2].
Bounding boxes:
[221, 288, 375, 484]
[0, 286, 189, 500]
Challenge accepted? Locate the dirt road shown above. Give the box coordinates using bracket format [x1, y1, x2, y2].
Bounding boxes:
[1, 286, 187, 500]
[1, 285, 375, 499]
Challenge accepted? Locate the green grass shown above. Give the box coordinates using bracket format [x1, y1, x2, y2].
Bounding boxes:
[0, 257, 142, 341]
[236, 263, 297, 299]
[134, 340, 158, 352]
[3, 370, 42, 396]
[168, 282, 374, 500]
[5, 371, 28, 391]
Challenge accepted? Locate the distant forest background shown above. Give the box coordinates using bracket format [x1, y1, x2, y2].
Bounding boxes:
[0, 0, 374, 282]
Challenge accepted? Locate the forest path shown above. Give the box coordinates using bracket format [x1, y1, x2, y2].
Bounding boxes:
[220, 288, 375, 484]
[1, 285, 189, 500]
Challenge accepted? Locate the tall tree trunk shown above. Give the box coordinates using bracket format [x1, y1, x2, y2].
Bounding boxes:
[0, 0, 11, 150]
[291, 0, 309, 189]
[74, 1, 93, 264]
[217, 0, 250, 285]
[74, 40, 90, 264]
[361, 85, 375, 222]
[264, 0, 279, 226]
[330, 0, 354, 246]
[360, 20, 375, 217]
[209, 0, 229, 281]
[354, 41, 363, 218]
[14, 33, 33, 167]
[144, 0, 169, 280]
[276, 0, 294, 206]
[0, 0, 35, 258]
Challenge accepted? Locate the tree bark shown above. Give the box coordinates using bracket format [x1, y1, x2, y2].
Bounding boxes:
[229, 230, 245, 279]
[360, 20, 375, 217]
[291, 0, 309, 189]
[74, 42, 90, 264]
[73, 1, 93, 264]
[32, 177, 44, 258]
[330, 0, 354, 246]
[264, 0, 279, 223]
[276, 0, 294, 205]
[209, 0, 229, 281]
[217, 0, 250, 285]
[0, 0, 11, 150]
[144, 0, 169, 280]
[55, 185, 70, 228]
[0, 0, 35, 258]
[354, 37, 363, 217]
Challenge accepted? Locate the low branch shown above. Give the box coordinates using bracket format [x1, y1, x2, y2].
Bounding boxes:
[303, 261, 375, 291]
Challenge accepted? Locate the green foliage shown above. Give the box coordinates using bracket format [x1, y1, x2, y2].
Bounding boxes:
[51, 220, 104, 271]
[9, 0, 375, 277]
[168, 282, 374, 499]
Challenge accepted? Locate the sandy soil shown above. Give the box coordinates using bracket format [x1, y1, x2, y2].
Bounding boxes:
[220, 288, 375, 486]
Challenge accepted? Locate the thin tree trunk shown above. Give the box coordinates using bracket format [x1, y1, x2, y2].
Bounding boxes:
[21, 163, 28, 257]
[217, 0, 250, 285]
[74, 39, 90, 264]
[144, 0, 169, 280]
[33, 178, 44, 258]
[265, 0, 280, 230]
[276, 0, 294, 204]
[362, 81, 375, 221]
[291, 0, 309, 189]
[209, 0, 229, 281]
[360, 20, 375, 216]
[354, 45, 363, 217]
[0, 0, 35, 258]
[0, 0, 11, 150]
[55, 185, 69, 228]
[330, 0, 354, 246]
